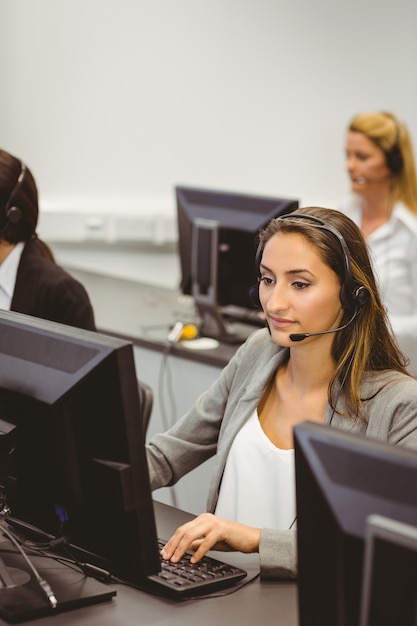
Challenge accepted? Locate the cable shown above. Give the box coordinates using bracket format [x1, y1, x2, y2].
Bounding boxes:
[0, 522, 57, 609]
[157, 344, 178, 432]
[60, 543, 114, 584]
[158, 322, 198, 430]
[11, 527, 116, 586]
[157, 344, 179, 509]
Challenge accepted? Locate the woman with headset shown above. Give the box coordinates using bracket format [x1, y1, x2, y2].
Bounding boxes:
[0, 148, 96, 330]
[341, 111, 417, 371]
[146, 207, 417, 579]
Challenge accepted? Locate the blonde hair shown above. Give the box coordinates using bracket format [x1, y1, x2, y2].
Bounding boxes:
[348, 111, 417, 215]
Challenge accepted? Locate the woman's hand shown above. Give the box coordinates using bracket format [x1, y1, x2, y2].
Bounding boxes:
[160, 512, 261, 564]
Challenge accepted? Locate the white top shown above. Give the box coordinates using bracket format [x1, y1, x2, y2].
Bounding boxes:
[340, 196, 417, 373]
[0, 242, 25, 310]
[215, 409, 296, 530]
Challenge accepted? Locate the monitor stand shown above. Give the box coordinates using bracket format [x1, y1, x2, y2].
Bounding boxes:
[0, 533, 116, 623]
[196, 303, 254, 344]
[0, 459, 115, 622]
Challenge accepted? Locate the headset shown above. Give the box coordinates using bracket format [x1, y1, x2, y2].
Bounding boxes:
[255, 213, 369, 314]
[3, 161, 26, 225]
[381, 112, 404, 175]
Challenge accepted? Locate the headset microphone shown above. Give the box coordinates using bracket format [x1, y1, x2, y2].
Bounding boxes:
[356, 174, 391, 185]
[289, 309, 359, 342]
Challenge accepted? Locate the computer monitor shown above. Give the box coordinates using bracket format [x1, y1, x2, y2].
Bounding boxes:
[176, 185, 298, 342]
[294, 421, 417, 626]
[359, 514, 417, 626]
[0, 310, 160, 611]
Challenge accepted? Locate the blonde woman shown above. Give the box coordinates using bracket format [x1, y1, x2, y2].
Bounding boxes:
[341, 111, 417, 370]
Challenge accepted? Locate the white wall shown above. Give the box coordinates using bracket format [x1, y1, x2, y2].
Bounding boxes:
[1, 0, 416, 249]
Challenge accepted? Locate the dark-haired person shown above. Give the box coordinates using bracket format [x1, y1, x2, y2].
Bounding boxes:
[341, 111, 417, 371]
[146, 207, 417, 579]
[0, 149, 95, 330]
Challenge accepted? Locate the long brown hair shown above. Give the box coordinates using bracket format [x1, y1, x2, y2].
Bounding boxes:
[258, 207, 410, 418]
[0, 149, 55, 262]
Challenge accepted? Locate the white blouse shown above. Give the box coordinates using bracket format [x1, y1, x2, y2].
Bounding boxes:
[0, 242, 25, 310]
[339, 197, 417, 373]
[215, 410, 296, 530]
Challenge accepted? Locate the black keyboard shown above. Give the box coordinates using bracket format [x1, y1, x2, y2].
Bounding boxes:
[146, 539, 247, 597]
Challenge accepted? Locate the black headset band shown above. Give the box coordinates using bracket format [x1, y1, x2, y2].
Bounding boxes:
[4, 161, 26, 226]
[274, 213, 352, 280]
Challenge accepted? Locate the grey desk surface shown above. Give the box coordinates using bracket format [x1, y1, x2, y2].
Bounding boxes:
[69, 268, 259, 368]
[0, 501, 298, 626]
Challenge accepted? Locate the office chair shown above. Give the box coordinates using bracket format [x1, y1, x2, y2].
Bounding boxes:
[137, 380, 153, 437]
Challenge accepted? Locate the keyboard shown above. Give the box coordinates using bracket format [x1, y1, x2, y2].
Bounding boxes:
[146, 539, 247, 597]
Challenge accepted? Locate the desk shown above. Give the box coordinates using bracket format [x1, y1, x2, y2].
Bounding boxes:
[68, 268, 257, 368]
[0, 501, 298, 626]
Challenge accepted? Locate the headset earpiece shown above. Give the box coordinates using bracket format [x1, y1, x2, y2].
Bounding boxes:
[340, 284, 368, 312]
[381, 112, 404, 175]
[385, 144, 403, 175]
[6, 206, 23, 224]
[351, 284, 369, 308]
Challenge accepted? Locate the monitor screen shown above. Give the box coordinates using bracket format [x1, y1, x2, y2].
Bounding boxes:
[359, 514, 417, 626]
[0, 309, 160, 588]
[294, 421, 417, 626]
[176, 185, 298, 342]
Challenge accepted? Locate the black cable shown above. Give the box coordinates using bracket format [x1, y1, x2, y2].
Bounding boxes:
[15, 530, 117, 585]
[0, 522, 57, 608]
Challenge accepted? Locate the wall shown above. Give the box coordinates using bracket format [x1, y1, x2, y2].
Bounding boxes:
[0, 0, 416, 264]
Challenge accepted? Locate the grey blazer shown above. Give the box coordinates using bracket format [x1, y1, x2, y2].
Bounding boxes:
[146, 328, 417, 578]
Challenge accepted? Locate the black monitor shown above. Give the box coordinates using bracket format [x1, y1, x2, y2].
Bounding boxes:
[176, 185, 298, 342]
[0, 310, 160, 618]
[294, 421, 417, 626]
[359, 514, 417, 626]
